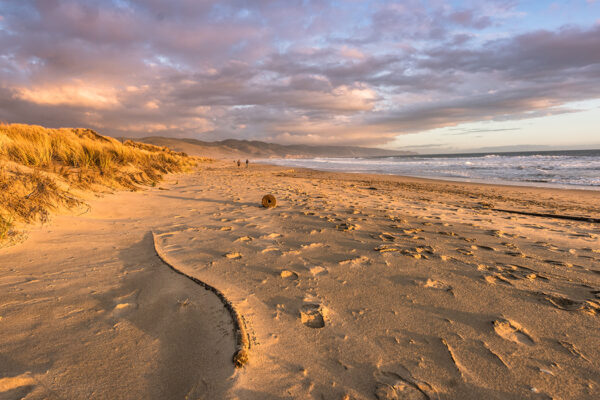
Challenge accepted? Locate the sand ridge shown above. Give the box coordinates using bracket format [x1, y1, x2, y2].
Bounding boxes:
[152, 231, 250, 368]
[1, 161, 599, 399]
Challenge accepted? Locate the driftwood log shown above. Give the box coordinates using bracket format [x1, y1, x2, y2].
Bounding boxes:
[262, 194, 277, 208]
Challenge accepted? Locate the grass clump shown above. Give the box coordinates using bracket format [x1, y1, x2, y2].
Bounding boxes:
[0, 214, 13, 240]
[0, 123, 199, 243]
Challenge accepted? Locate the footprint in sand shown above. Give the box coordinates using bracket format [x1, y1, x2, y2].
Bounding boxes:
[544, 260, 573, 268]
[548, 295, 585, 310]
[455, 248, 474, 256]
[300, 303, 326, 328]
[110, 302, 136, 318]
[493, 319, 534, 346]
[483, 274, 512, 286]
[416, 278, 452, 292]
[0, 373, 36, 394]
[262, 233, 281, 239]
[337, 222, 358, 231]
[487, 264, 547, 283]
[375, 244, 399, 253]
[280, 270, 299, 280]
[224, 252, 242, 259]
[537, 292, 599, 314]
[401, 228, 423, 235]
[309, 266, 327, 276]
[558, 340, 590, 362]
[301, 242, 325, 250]
[478, 245, 497, 251]
[379, 233, 396, 242]
[339, 256, 371, 267]
[374, 370, 430, 400]
[400, 249, 423, 259]
[489, 230, 519, 238]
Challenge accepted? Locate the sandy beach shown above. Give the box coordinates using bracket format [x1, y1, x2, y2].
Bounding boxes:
[1, 161, 599, 399]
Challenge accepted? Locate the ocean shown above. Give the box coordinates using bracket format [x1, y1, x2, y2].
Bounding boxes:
[261, 149, 600, 190]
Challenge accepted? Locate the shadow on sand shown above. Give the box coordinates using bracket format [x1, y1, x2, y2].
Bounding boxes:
[91, 232, 238, 399]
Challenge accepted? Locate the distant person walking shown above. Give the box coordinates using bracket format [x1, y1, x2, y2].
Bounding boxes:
[237, 159, 241, 167]
[245, 159, 249, 168]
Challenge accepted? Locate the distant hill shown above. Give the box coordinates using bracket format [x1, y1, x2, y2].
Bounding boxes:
[135, 137, 415, 159]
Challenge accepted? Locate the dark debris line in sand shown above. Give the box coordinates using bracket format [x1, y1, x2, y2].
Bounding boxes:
[491, 208, 600, 223]
[151, 231, 250, 368]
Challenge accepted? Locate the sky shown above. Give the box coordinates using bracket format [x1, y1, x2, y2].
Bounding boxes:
[0, 0, 599, 153]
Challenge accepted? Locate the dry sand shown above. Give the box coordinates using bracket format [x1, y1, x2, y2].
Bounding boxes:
[1, 161, 599, 399]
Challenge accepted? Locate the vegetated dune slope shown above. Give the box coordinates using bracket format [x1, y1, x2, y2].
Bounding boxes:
[0, 123, 198, 244]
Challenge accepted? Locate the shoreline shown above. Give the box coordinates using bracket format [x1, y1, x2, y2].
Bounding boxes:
[254, 157, 600, 192]
[1, 161, 599, 399]
[255, 159, 600, 194]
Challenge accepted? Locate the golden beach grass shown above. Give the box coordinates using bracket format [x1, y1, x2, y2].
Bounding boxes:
[0, 123, 199, 241]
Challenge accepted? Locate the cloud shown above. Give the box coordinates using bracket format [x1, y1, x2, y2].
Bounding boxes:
[420, 25, 600, 79]
[16, 83, 119, 108]
[0, 0, 598, 146]
[447, 128, 520, 136]
[448, 9, 492, 29]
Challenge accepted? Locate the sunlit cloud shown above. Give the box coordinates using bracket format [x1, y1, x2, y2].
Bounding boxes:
[0, 0, 598, 148]
[15, 83, 119, 108]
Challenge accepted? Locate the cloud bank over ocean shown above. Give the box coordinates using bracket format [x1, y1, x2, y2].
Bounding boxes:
[0, 0, 599, 147]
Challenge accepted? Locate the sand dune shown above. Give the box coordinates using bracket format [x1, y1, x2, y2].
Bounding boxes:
[1, 161, 599, 399]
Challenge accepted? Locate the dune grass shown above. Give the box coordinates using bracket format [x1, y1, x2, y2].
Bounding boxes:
[0, 123, 199, 242]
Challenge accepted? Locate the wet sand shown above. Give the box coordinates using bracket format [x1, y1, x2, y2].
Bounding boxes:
[1, 161, 599, 399]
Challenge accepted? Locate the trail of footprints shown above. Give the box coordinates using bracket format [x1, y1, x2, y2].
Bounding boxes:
[165, 167, 600, 398]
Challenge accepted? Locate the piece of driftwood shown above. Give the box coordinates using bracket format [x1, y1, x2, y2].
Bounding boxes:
[262, 194, 277, 208]
[151, 232, 250, 367]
